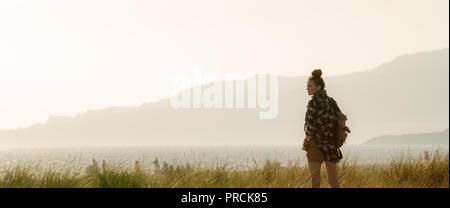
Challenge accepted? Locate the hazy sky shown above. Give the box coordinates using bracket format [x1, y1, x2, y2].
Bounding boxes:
[0, 0, 449, 129]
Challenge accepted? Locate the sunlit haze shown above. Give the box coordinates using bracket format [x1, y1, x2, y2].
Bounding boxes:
[0, 0, 448, 129]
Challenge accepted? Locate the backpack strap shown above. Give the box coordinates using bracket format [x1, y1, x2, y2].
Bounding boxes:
[337, 148, 343, 159]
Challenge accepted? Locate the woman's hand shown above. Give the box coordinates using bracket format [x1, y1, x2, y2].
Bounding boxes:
[302, 145, 308, 151]
[305, 136, 312, 142]
[302, 136, 312, 152]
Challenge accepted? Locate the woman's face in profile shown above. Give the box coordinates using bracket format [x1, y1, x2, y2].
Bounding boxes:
[307, 80, 321, 96]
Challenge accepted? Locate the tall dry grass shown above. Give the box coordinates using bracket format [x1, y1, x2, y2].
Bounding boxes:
[0, 152, 448, 188]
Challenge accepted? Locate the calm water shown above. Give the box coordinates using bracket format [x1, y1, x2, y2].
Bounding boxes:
[0, 145, 448, 170]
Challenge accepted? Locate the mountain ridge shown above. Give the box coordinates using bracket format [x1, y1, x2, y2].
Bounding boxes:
[1, 48, 448, 147]
[362, 128, 449, 146]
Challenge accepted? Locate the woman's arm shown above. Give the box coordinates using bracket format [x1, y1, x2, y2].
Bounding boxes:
[304, 99, 317, 142]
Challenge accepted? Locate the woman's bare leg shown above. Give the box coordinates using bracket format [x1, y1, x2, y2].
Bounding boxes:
[324, 161, 340, 188]
[308, 161, 322, 188]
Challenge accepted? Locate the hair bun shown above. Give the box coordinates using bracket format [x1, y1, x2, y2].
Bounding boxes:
[311, 69, 322, 77]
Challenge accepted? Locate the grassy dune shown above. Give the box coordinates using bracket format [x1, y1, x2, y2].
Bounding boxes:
[0, 153, 448, 188]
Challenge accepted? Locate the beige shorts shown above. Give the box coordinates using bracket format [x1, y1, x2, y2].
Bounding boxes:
[306, 139, 325, 163]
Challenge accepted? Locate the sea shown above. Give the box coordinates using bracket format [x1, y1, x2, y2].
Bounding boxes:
[0, 144, 448, 171]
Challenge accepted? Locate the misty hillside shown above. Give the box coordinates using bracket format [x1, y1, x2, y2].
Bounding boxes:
[362, 129, 449, 146]
[0, 48, 448, 147]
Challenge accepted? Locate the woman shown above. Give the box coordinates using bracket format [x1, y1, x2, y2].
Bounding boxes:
[302, 69, 342, 188]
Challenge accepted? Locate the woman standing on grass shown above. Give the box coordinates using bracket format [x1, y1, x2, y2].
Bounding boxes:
[302, 69, 342, 188]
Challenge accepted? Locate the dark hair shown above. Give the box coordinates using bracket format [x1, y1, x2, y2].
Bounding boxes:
[308, 69, 325, 89]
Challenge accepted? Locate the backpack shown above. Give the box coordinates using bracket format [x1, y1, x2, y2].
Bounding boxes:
[330, 98, 351, 147]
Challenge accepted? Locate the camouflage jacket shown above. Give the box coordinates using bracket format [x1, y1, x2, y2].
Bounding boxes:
[304, 89, 343, 163]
